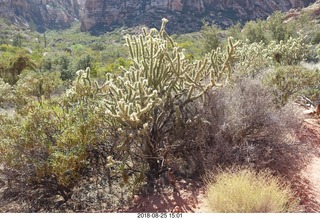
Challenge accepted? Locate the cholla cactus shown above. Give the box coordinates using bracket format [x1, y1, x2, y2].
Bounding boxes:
[235, 41, 271, 78]
[101, 19, 238, 182]
[65, 67, 107, 104]
[267, 34, 311, 65]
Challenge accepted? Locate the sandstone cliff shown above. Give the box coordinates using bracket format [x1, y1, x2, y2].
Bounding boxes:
[0, 0, 82, 32]
[80, 0, 316, 34]
[0, 0, 317, 34]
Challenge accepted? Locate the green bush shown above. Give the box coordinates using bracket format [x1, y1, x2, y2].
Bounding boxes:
[267, 11, 294, 43]
[264, 65, 320, 106]
[57, 54, 74, 81]
[201, 22, 222, 53]
[0, 67, 112, 208]
[227, 22, 242, 41]
[0, 50, 36, 85]
[0, 78, 15, 106]
[15, 71, 63, 106]
[241, 20, 269, 44]
[205, 167, 298, 213]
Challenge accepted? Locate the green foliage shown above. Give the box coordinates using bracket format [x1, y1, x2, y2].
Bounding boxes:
[0, 103, 85, 197]
[57, 54, 74, 81]
[0, 44, 19, 53]
[312, 31, 320, 44]
[173, 32, 204, 60]
[0, 78, 15, 106]
[74, 54, 93, 72]
[267, 11, 294, 42]
[227, 22, 242, 41]
[15, 71, 62, 106]
[316, 44, 320, 60]
[264, 65, 320, 106]
[12, 34, 23, 47]
[104, 57, 131, 76]
[0, 76, 110, 202]
[201, 22, 223, 53]
[205, 167, 298, 213]
[0, 50, 36, 85]
[242, 19, 269, 44]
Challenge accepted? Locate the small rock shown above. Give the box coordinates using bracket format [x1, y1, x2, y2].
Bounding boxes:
[303, 109, 316, 115]
[133, 195, 141, 204]
[172, 206, 182, 213]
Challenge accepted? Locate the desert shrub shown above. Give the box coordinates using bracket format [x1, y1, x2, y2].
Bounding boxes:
[316, 44, 320, 60]
[74, 54, 93, 71]
[41, 56, 53, 71]
[15, 71, 63, 106]
[0, 44, 19, 53]
[57, 54, 74, 81]
[201, 22, 222, 52]
[264, 65, 320, 106]
[174, 33, 204, 60]
[205, 167, 298, 213]
[0, 78, 15, 106]
[267, 11, 294, 43]
[0, 51, 36, 85]
[311, 31, 320, 44]
[12, 34, 23, 47]
[0, 69, 113, 210]
[201, 78, 302, 172]
[241, 19, 269, 44]
[103, 57, 131, 76]
[0, 108, 108, 210]
[227, 22, 242, 41]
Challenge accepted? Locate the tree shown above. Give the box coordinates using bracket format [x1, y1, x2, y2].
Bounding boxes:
[267, 11, 293, 42]
[242, 20, 269, 44]
[0, 51, 36, 85]
[201, 22, 222, 53]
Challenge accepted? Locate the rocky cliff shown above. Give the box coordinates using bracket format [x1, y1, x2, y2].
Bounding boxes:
[0, 0, 82, 32]
[80, 0, 316, 34]
[0, 0, 317, 34]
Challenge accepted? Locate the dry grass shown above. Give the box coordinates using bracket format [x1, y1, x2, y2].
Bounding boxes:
[205, 167, 298, 213]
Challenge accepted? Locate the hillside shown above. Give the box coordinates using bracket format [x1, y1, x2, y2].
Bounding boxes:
[0, 0, 82, 32]
[80, 0, 316, 34]
[0, 0, 317, 34]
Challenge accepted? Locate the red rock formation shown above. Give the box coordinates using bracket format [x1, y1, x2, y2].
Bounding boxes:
[80, 0, 316, 33]
[0, 0, 317, 33]
[0, 0, 82, 31]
